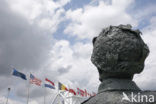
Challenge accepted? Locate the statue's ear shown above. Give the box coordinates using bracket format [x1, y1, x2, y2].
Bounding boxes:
[92, 37, 97, 45]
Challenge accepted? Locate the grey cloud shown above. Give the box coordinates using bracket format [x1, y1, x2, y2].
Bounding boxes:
[0, 2, 57, 101]
[16, 87, 44, 98]
[16, 83, 57, 100]
[57, 65, 72, 75]
[0, 0, 53, 77]
[139, 81, 156, 91]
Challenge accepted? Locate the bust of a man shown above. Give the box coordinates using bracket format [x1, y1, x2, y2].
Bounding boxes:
[91, 24, 149, 82]
[82, 25, 156, 104]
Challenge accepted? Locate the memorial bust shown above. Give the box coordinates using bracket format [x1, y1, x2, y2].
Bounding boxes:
[82, 25, 156, 104]
[91, 24, 149, 82]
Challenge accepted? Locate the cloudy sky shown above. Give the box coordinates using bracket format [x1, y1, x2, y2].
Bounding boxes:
[0, 0, 156, 103]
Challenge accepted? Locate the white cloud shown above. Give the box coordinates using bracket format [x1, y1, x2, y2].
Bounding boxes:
[38, 8, 65, 32]
[0, 96, 23, 104]
[57, 0, 71, 6]
[0, 0, 98, 103]
[131, 3, 156, 23]
[0, 0, 59, 103]
[134, 16, 156, 90]
[64, 0, 137, 39]
[6, 0, 70, 33]
[1, 0, 156, 103]
[73, 42, 92, 58]
[47, 40, 99, 91]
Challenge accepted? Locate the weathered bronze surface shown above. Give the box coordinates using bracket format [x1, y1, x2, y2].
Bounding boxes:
[82, 25, 156, 104]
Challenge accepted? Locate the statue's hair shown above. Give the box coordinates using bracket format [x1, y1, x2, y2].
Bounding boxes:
[91, 25, 149, 81]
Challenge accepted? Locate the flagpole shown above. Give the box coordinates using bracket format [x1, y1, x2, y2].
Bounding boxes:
[43, 74, 46, 104]
[52, 82, 60, 104]
[58, 82, 60, 96]
[44, 87, 46, 104]
[57, 82, 61, 104]
[27, 83, 30, 104]
[67, 84, 71, 104]
[6, 88, 11, 104]
[27, 74, 30, 104]
[43, 78, 46, 104]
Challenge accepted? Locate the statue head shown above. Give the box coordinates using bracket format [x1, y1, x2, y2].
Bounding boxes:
[91, 24, 149, 82]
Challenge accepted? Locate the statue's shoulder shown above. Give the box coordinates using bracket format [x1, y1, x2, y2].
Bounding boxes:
[81, 94, 98, 104]
[82, 91, 156, 104]
[82, 91, 122, 104]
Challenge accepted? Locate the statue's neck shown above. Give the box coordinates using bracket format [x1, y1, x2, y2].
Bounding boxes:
[98, 78, 141, 93]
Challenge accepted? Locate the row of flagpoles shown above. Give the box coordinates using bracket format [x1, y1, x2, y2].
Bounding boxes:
[7, 68, 96, 104]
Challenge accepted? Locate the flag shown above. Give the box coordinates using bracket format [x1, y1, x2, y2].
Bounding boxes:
[69, 88, 76, 95]
[84, 89, 88, 97]
[12, 68, 27, 80]
[92, 92, 96, 96]
[77, 88, 84, 97]
[58, 82, 68, 91]
[30, 74, 42, 86]
[44, 78, 55, 89]
[77, 88, 81, 95]
[87, 93, 90, 96]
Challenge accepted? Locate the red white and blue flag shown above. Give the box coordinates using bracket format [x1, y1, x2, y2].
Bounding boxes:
[44, 78, 55, 89]
[30, 74, 42, 86]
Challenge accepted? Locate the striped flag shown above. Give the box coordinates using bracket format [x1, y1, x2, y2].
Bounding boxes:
[77, 88, 84, 97]
[84, 89, 88, 97]
[69, 88, 76, 95]
[44, 78, 55, 89]
[58, 82, 68, 91]
[30, 74, 42, 86]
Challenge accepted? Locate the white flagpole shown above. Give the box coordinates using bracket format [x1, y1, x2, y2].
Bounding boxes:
[43, 74, 46, 104]
[7, 65, 13, 104]
[58, 82, 61, 104]
[44, 87, 46, 104]
[43, 78, 46, 104]
[67, 84, 71, 104]
[52, 94, 59, 104]
[6, 88, 11, 104]
[52, 82, 60, 104]
[27, 74, 30, 104]
[58, 82, 59, 94]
